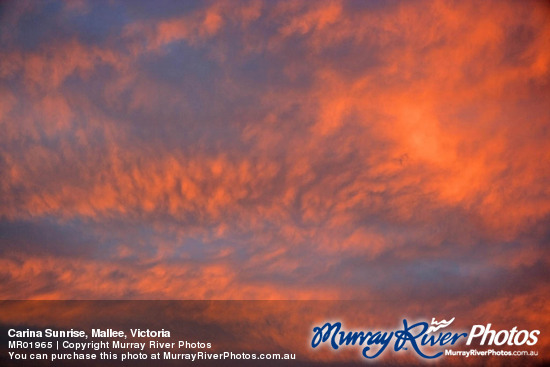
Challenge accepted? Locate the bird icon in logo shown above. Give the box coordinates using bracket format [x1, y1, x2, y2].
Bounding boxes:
[427, 317, 456, 333]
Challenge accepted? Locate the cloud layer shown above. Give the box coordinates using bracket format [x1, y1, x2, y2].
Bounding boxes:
[0, 0, 548, 334]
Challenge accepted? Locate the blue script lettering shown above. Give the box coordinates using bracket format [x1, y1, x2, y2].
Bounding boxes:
[394, 320, 441, 359]
[311, 319, 467, 360]
[311, 322, 342, 349]
[361, 331, 394, 359]
[311, 322, 393, 358]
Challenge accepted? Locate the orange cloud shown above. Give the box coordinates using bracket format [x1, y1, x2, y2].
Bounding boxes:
[0, 0, 548, 322]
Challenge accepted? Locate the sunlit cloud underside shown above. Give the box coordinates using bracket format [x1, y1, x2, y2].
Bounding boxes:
[0, 0, 548, 319]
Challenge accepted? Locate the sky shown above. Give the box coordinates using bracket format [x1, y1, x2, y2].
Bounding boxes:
[0, 0, 549, 311]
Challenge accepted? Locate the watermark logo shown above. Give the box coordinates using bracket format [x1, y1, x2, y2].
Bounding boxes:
[311, 318, 540, 360]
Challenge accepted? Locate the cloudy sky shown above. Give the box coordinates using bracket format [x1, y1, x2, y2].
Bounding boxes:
[0, 0, 549, 314]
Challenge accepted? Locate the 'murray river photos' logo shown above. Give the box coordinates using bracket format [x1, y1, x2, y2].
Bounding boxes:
[311, 318, 540, 360]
